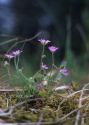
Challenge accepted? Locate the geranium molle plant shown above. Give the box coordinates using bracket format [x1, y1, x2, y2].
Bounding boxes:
[5, 49, 22, 68]
[3, 37, 69, 99]
[60, 67, 69, 76]
[4, 50, 22, 81]
[5, 49, 22, 59]
[48, 45, 59, 72]
[39, 39, 51, 70]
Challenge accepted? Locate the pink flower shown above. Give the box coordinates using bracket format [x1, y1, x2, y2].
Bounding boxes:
[60, 67, 69, 76]
[48, 46, 59, 53]
[41, 63, 48, 70]
[38, 39, 51, 45]
[5, 54, 14, 59]
[12, 50, 22, 56]
[36, 83, 44, 90]
[5, 50, 22, 59]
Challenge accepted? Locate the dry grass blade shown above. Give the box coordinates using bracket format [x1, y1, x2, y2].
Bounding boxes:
[75, 83, 89, 125]
[36, 113, 44, 125]
[57, 103, 88, 122]
[0, 97, 44, 117]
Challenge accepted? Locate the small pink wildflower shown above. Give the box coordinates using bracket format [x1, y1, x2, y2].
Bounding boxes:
[48, 46, 59, 53]
[12, 50, 22, 56]
[41, 63, 48, 70]
[36, 83, 44, 90]
[38, 39, 51, 45]
[5, 53, 14, 59]
[60, 67, 69, 76]
[5, 50, 22, 59]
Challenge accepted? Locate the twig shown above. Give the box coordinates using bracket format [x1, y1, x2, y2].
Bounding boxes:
[0, 98, 44, 117]
[75, 83, 89, 125]
[56, 88, 89, 114]
[36, 113, 44, 125]
[2, 33, 41, 63]
[0, 38, 18, 46]
[6, 32, 41, 54]
[56, 84, 89, 121]
[57, 103, 88, 122]
[81, 117, 85, 125]
[74, 83, 87, 125]
[0, 88, 22, 92]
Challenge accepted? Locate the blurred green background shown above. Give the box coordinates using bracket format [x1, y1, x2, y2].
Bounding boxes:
[0, 0, 89, 87]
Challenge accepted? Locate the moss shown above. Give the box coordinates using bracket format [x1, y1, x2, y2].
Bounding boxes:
[0, 88, 89, 124]
[47, 93, 63, 109]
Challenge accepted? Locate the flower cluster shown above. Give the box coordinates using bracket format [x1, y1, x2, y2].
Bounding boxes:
[5, 50, 22, 59]
[3, 38, 69, 96]
[39, 39, 69, 76]
[39, 39, 59, 53]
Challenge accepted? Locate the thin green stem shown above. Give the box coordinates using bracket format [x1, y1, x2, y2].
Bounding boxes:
[49, 53, 54, 78]
[14, 57, 29, 83]
[40, 45, 45, 69]
[16, 56, 20, 69]
[6, 65, 11, 79]
[51, 52, 55, 75]
[18, 70, 30, 82]
[14, 57, 18, 70]
[52, 52, 58, 70]
[16, 42, 25, 70]
[32, 69, 41, 79]
[6, 59, 11, 80]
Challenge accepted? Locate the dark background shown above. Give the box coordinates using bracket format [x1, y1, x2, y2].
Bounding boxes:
[0, 0, 89, 80]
